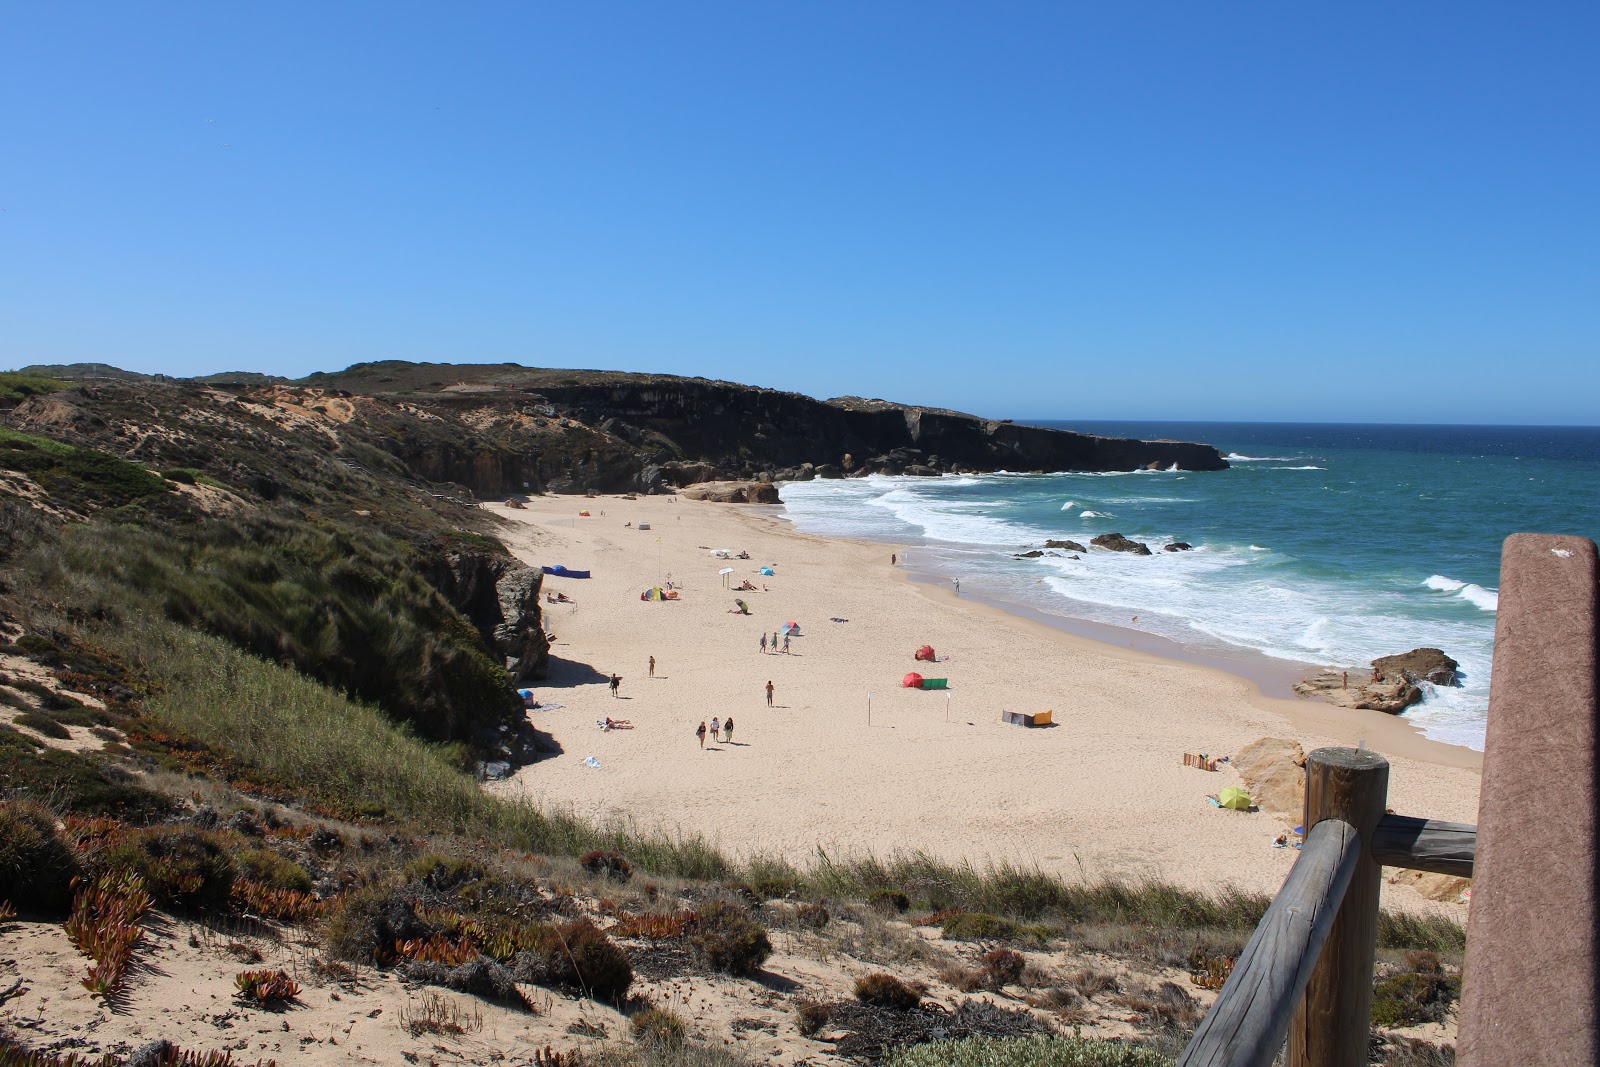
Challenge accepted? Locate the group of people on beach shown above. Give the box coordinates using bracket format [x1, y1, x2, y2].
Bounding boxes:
[759, 630, 791, 654]
[696, 716, 734, 748]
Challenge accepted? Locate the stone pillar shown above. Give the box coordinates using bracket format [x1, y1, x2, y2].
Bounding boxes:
[1458, 534, 1599, 1066]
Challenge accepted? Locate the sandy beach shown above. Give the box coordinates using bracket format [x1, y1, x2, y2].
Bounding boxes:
[487, 493, 1482, 913]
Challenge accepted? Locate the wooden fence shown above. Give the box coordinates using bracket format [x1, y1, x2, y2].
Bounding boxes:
[1177, 533, 1597, 1067]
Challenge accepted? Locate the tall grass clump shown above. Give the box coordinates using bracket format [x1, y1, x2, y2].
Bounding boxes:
[0, 800, 83, 912]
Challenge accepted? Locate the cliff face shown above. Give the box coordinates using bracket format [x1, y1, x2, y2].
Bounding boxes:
[11, 361, 1228, 499]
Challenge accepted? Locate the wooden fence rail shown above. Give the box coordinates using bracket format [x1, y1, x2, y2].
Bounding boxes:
[1175, 819, 1360, 1067]
[1369, 815, 1476, 878]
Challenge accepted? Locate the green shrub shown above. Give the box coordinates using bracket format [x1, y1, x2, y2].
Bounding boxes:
[883, 1034, 1170, 1067]
[691, 900, 772, 977]
[941, 912, 1052, 943]
[321, 879, 428, 963]
[160, 468, 198, 485]
[0, 723, 170, 819]
[868, 889, 911, 914]
[0, 428, 168, 508]
[14, 634, 56, 658]
[14, 712, 70, 740]
[405, 854, 490, 893]
[1372, 952, 1460, 1028]
[235, 847, 313, 894]
[630, 1006, 687, 1048]
[854, 972, 925, 1010]
[0, 800, 82, 912]
[99, 827, 235, 910]
[0, 371, 66, 404]
[537, 918, 633, 1000]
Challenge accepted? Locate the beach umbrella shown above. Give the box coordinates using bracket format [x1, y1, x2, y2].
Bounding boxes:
[759, 566, 774, 576]
[734, 599, 750, 614]
[1218, 787, 1252, 811]
[902, 672, 924, 688]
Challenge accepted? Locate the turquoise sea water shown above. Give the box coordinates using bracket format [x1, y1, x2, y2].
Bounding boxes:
[778, 423, 1600, 751]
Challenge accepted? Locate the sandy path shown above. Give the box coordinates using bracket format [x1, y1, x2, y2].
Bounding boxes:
[486, 494, 1481, 911]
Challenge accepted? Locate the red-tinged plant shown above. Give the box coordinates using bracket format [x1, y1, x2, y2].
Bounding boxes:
[234, 968, 302, 1006]
[232, 880, 322, 922]
[64, 870, 152, 998]
[395, 933, 478, 966]
[611, 911, 692, 941]
[0, 899, 15, 922]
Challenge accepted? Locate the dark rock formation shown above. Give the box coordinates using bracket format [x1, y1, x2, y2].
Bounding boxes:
[1044, 539, 1087, 552]
[679, 481, 782, 504]
[1015, 550, 1045, 558]
[1164, 542, 1193, 552]
[1090, 533, 1152, 556]
[423, 549, 550, 684]
[1372, 648, 1459, 687]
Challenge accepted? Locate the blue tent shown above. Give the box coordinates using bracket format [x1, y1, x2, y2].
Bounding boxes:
[542, 565, 592, 579]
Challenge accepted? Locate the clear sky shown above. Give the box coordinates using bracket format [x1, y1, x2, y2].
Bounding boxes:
[2, 4, 1596, 423]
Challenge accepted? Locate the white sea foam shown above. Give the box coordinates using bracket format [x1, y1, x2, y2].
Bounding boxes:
[1226, 453, 1305, 462]
[1079, 510, 1106, 518]
[1060, 501, 1077, 511]
[1276, 466, 1327, 471]
[1249, 545, 1269, 551]
[1424, 575, 1499, 612]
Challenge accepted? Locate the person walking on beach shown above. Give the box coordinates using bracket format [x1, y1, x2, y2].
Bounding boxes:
[696, 721, 707, 749]
[772, 630, 779, 650]
[953, 578, 960, 594]
[648, 655, 656, 678]
[723, 716, 734, 743]
[609, 673, 621, 697]
[891, 553, 896, 565]
[782, 633, 791, 654]
[710, 717, 721, 742]
[765, 680, 774, 707]
[760, 632, 767, 654]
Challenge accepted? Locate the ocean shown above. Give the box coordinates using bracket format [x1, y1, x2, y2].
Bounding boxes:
[777, 422, 1600, 751]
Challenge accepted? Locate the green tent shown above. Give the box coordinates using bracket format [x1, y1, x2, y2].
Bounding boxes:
[919, 678, 949, 690]
[1218, 787, 1252, 811]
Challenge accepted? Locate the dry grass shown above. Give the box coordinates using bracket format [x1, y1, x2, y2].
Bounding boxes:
[401, 990, 484, 1036]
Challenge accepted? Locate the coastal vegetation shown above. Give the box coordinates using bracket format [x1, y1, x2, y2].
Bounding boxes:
[0, 366, 1462, 1064]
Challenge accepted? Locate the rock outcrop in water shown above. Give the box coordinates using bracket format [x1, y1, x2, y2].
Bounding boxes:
[1293, 647, 1459, 714]
[1091, 532, 1153, 556]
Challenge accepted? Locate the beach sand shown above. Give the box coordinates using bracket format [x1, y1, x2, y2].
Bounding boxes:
[487, 494, 1481, 913]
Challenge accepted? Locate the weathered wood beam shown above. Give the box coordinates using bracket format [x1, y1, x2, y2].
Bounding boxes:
[1370, 814, 1475, 878]
[1176, 819, 1359, 1067]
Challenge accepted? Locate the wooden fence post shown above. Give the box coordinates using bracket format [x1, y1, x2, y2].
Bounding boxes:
[1287, 747, 1389, 1067]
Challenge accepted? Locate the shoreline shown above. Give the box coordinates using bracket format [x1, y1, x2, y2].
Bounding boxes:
[760, 507, 1481, 771]
[485, 494, 1481, 913]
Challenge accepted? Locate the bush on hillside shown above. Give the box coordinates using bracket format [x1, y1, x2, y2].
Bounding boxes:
[0, 800, 82, 912]
[690, 900, 771, 977]
[854, 972, 926, 1011]
[529, 918, 633, 1000]
[629, 1007, 688, 1048]
[96, 827, 236, 910]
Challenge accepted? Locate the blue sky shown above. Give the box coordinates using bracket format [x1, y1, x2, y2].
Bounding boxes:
[2, 4, 1596, 423]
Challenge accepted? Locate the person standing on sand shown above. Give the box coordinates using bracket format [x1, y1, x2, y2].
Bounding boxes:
[710, 716, 720, 741]
[696, 721, 707, 749]
[723, 716, 733, 743]
[760, 633, 767, 654]
[765, 680, 774, 707]
[609, 673, 621, 697]
[772, 630, 779, 650]
[649, 655, 656, 678]
[891, 553, 896, 565]
[953, 578, 960, 594]
[782, 634, 791, 654]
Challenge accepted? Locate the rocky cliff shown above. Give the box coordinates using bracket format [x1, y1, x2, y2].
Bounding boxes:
[11, 361, 1228, 500]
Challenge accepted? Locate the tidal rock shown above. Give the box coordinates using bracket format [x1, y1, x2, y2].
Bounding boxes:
[903, 464, 941, 477]
[679, 480, 782, 504]
[814, 463, 843, 479]
[1292, 670, 1422, 713]
[1164, 542, 1193, 552]
[1044, 539, 1086, 552]
[1015, 550, 1045, 559]
[1090, 532, 1152, 555]
[1372, 648, 1459, 687]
